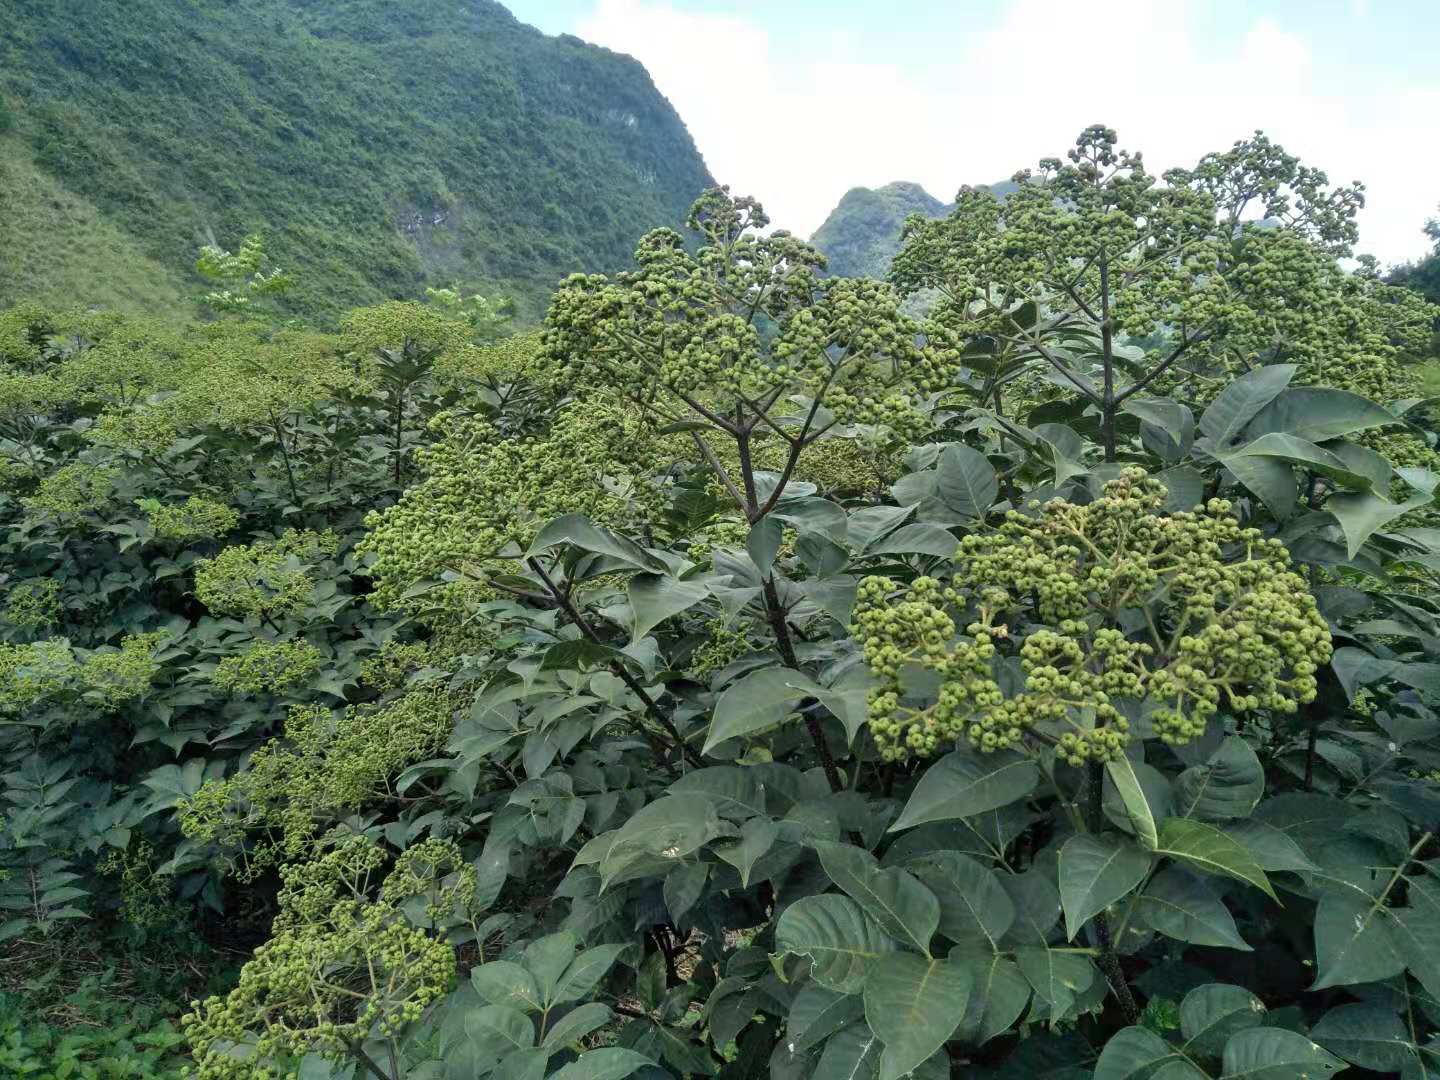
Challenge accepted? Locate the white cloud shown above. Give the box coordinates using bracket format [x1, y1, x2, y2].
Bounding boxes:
[575, 0, 1438, 266]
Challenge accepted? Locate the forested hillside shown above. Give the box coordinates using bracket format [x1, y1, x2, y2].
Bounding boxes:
[0, 0, 713, 319]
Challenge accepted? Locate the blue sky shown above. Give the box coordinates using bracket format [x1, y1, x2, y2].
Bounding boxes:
[504, 0, 1439, 266]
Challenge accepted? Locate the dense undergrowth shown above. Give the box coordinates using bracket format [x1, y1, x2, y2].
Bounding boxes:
[2, 129, 1440, 1080]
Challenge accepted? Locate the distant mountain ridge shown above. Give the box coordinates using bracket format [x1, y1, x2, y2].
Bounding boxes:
[810, 178, 1018, 280]
[0, 0, 714, 319]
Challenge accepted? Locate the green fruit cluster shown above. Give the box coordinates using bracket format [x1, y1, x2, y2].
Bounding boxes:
[180, 687, 458, 875]
[0, 632, 161, 714]
[853, 468, 1332, 762]
[213, 639, 323, 695]
[141, 496, 240, 543]
[359, 401, 660, 610]
[193, 530, 337, 621]
[23, 462, 117, 516]
[182, 835, 457, 1080]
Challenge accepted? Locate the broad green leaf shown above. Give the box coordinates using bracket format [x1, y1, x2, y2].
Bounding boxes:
[849, 504, 916, 550]
[1311, 889, 1404, 990]
[775, 894, 897, 993]
[1245, 387, 1397, 443]
[1199, 365, 1296, 447]
[1328, 491, 1434, 559]
[472, 961, 544, 1012]
[541, 1002, 613, 1050]
[1058, 834, 1152, 940]
[1108, 756, 1160, 849]
[867, 522, 961, 557]
[862, 953, 971, 1080]
[890, 750, 1040, 832]
[1013, 947, 1098, 1019]
[464, 1004, 535, 1057]
[705, 667, 821, 754]
[1122, 397, 1194, 450]
[1220, 1027, 1346, 1080]
[1227, 822, 1318, 875]
[788, 986, 865, 1053]
[1311, 1004, 1411, 1073]
[1393, 875, 1440, 1001]
[524, 932, 579, 1002]
[1180, 984, 1266, 1057]
[1139, 867, 1251, 951]
[626, 573, 710, 640]
[1157, 818, 1276, 900]
[1219, 452, 1297, 518]
[1223, 433, 1373, 491]
[952, 948, 1031, 1045]
[748, 516, 784, 575]
[553, 943, 628, 1005]
[549, 1048, 657, 1080]
[1094, 1025, 1207, 1080]
[716, 817, 779, 887]
[935, 444, 998, 519]
[1176, 738, 1265, 821]
[816, 841, 941, 956]
[906, 851, 1015, 949]
[527, 514, 666, 571]
[816, 1022, 882, 1080]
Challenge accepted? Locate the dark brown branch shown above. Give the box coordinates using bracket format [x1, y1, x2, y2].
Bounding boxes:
[526, 557, 700, 770]
[1114, 332, 1208, 405]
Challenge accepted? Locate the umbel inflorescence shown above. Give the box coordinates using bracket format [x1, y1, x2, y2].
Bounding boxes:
[853, 469, 1332, 762]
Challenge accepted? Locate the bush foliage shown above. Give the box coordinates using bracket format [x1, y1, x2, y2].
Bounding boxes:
[3, 128, 1440, 1080]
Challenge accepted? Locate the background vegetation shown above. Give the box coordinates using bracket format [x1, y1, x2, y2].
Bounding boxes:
[0, 0, 713, 321]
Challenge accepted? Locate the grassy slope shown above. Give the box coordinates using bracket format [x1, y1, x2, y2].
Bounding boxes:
[0, 0, 713, 321]
[0, 131, 187, 313]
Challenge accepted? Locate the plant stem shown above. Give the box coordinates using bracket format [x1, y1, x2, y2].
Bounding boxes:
[1086, 759, 1139, 1024]
[526, 557, 699, 770]
[761, 576, 843, 792]
[346, 1040, 396, 1080]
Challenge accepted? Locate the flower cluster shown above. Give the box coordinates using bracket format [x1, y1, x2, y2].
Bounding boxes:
[143, 495, 240, 543]
[359, 401, 660, 610]
[4, 578, 61, 631]
[193, 530, 337, 621]
[24, 462, 117, 515]
[213, 639, 322, 695]
[182, 835, 458, 1080]
[180, 687, 458, 874]
[854, 469, 1332, 761]
[0, 633, 161, 714]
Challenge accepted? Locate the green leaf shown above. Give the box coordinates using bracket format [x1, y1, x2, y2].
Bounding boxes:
[1220, 1027, 1346, 1080]
[952, 948, 1031, 1045]
[1245, 388, 1397, 443]
[705, 667, 822, 754]
[1094, 1026, 1207, 1080]
[1176, 738, 1265, 821]
[472, 961, 544, 1012]
[549, 1047, 657, 1080]
[541, 1003, 613, 1050]
[815, 1023, 882, 1080]
[1058, 834, 1152, 940]
[1180, 984, 1266, 1058]
[626, 574, 710, 640]
[1225, 433, 1373, 490]
[527, 514, 666, 571]
[1013, 947, 1098, 1019]
[1328, 491, 1434, 559]
[816, 841, 941, 956]
[1108, 756, 1161, 849]
[716, 817, 779, 888]
[465, 1003, 536, 1057]
[935, 445, 998, 519]
[1199, 365, 1296, 448]
[1138, 867, 1252, 951]
[748, 516, 784, 575]
[553, 943, 628, 1005]
[862, 953, 971, 1080]
[1220, 453, 1297, 518]
[788, 987, 865, 1053]
[1311, 889, 1404, 990]
[866, 523, 960, 557]
[906, 851, 1015, 949]
[1156, 818, 1276, 900]
[775, 894, 897, 993]
[1311, 1004, 1412, 1072]
[890, 750, 1040, 832]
